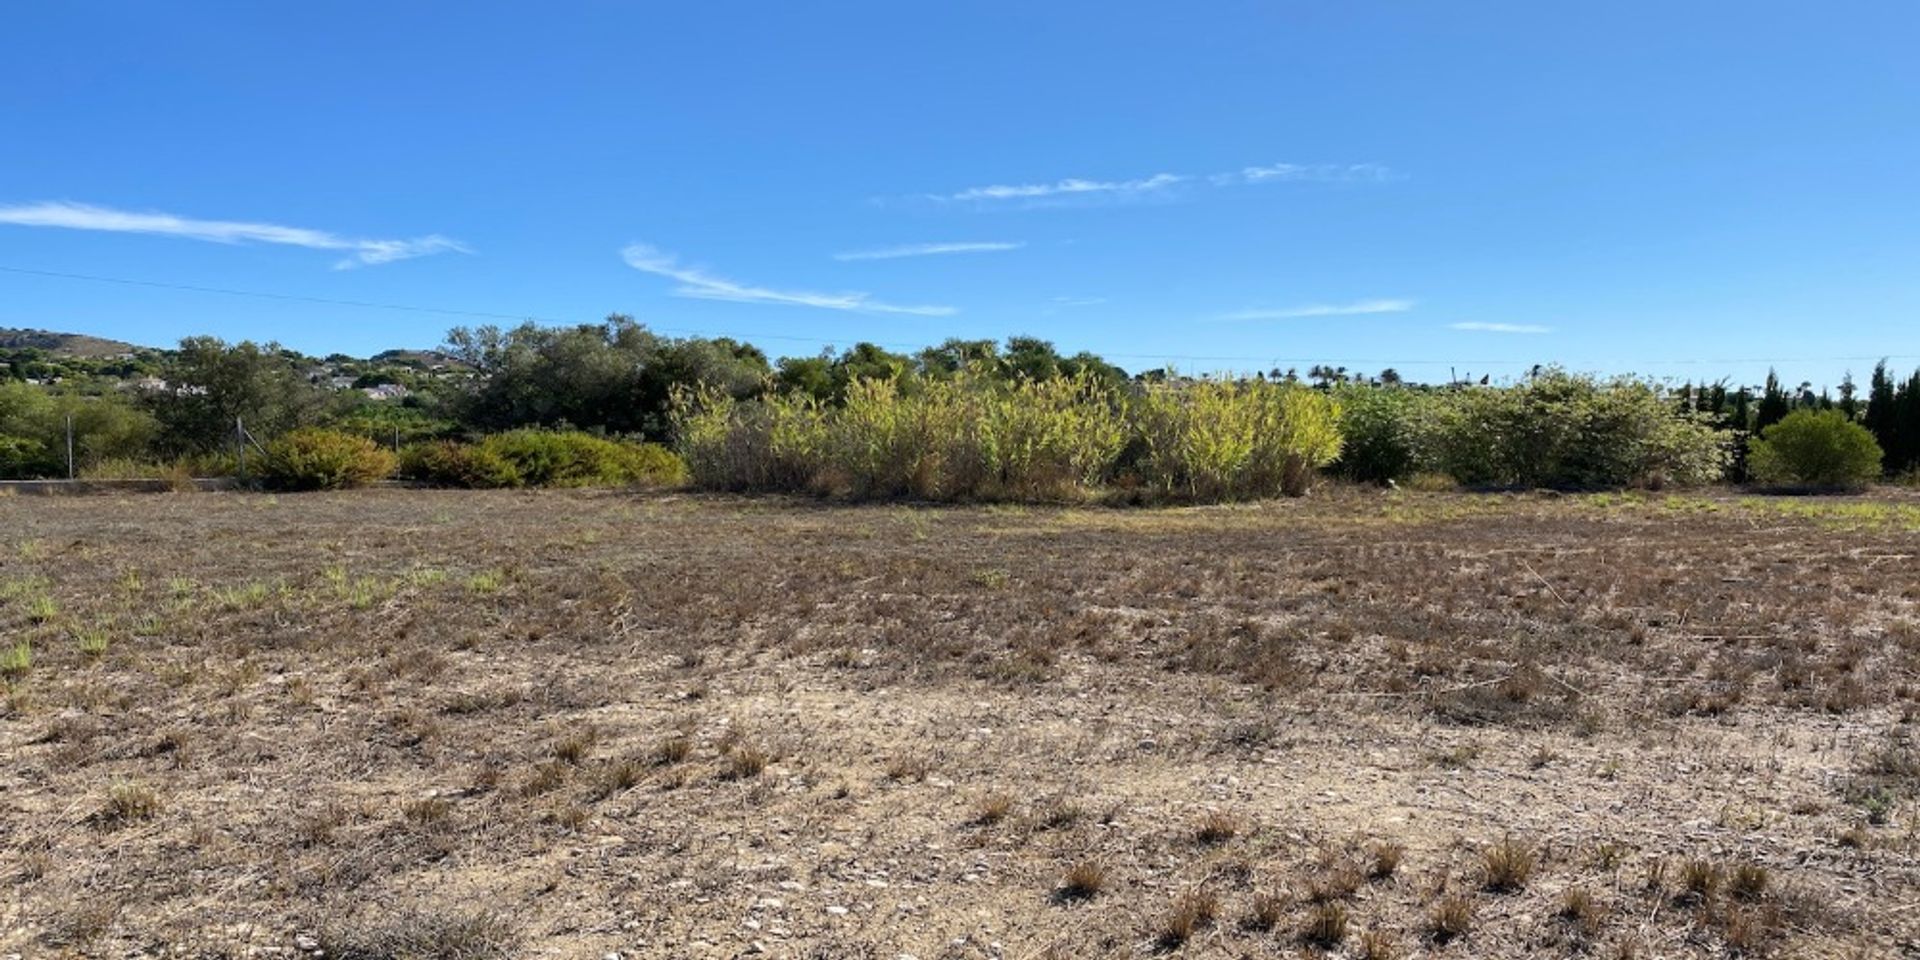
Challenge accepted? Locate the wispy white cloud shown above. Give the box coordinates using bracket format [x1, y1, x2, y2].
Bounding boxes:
[1211, 162, 1398, 186]
[945, 173, 1187, 203]
[0, 200, 469, 268]
[1451, 321, 1551, 334]
[1222, 298, 1415, 321]
[832, 241, 1024, 261]
[1051, 296, 1108, 307]
[622, 243, 956, 317]
[930, 161, 1395, 206]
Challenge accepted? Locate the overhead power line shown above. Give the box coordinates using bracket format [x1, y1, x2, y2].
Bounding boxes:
[2, 262, 1914, 370]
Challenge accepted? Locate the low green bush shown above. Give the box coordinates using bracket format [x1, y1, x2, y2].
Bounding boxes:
[399, 440, 523, 489]
[400, 431, 686, 489]
[260, 428, 396, 490]
[1331, 385, 1419, 484]
[1748, 409, 1882, 489]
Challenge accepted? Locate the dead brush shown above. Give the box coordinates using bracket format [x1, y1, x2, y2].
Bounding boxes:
[721, 743, 768, 781]
[1301, 900, 1348, 947]
[650, 735, 692, 767]
[592, 758, 644, 799]
[971, 792, 1014, 826]
[1481, 835, 1536, 892]
[1055, 861, 1105, 902]
[1307, 853, 1364, 902]
[402, 796, 451, 826]
[552, 727, 596, 764]
[1428, 895, 1475, 943]
[1368, 840, 1405, 880]
[884, 752, 932, 783]
[1034, 797, 1085, 831]
[96, 781, 161, 827]
[1559, 885, 1605, 939]
[1677, 858, 1720, 904]
[1193, 810, 1240, 845]
[1240, 889, 1287, 932]
[1357, 929, 1401, 960]
[519, 761, 569, 798]
[1156, 888, 1219, 949]
[1728, 861, 1769, 902]
[316, 906, 517, 960]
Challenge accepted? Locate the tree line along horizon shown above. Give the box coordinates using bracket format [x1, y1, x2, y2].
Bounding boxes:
[1, 315, 1916, 494]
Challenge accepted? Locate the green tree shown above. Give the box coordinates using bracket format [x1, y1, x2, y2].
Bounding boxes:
[148, 337, 330, 454]
[443, 316, 767, 439]
[1748, 409, 1882, 489]
[1754, 369, 1790, 432]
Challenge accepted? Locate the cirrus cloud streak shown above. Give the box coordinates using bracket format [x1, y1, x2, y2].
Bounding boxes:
[0, 200, 469, 269]
[622, 244, 956, 317]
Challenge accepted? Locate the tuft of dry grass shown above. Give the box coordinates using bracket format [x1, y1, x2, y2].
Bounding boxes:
[97, 781, 161, 827]
[1428, 895, 1475, 943]
[1368, 840, 1405, 880]
[1357, 928, 1401, 960]
[649, 735, 692, 767]
[1194, 810, 1240, 845]
[1678, 858, 1720, 903]
[721, 743, 768, 781]
[402, 796, 451, 826]
[884, 752, 932, 783]
[1481, 835, 1536, 892]
[1729, 861, 1770, 902]
[972, 792, 1014, 826]
[1301, 899, 1348, 947]
[1156, 889, 1219, 949]
[1241, 890, 1287, 932]
[1559, 884, 1605, 939]
[1056, 861, 1105, 902]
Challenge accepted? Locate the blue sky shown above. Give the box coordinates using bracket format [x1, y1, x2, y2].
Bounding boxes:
[3, 2, 1917, 386]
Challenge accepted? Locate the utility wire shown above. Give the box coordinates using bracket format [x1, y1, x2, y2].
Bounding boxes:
[3, 263, 1914, 370]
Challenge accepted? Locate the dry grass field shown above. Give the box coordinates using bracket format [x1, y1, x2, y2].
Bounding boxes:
[3, 488, 1918, 958]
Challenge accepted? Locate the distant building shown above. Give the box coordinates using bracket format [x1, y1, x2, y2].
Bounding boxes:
[362, 384, 411, 401]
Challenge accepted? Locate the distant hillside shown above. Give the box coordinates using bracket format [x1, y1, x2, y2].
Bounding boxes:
[372, 348, 472, 370]
[0, 328, 145, 357]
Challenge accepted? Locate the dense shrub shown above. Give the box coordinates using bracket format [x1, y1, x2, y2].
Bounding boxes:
[399, 440, 523, 489]
[678, 372, 1126, 500]
[679, 372, 1331, 501]
[1415, 372, 1727, 489]
[1331, 385, 1420, 484]
[260, 428, 396, 490]
[400, 431, 685, 489]
[1747, 409, 1882, 489]
[1133, 379, 1343, 499]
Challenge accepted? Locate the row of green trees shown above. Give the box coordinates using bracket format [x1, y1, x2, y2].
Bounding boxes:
[1677, 362, 1920, 481]
[1, 316, 1914, 495]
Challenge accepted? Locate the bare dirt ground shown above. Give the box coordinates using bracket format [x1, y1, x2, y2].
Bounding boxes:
[2, 488, 1917, 959]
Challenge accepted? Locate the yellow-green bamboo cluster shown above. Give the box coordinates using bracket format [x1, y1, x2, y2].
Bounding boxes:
[675, 370, 1343, 502]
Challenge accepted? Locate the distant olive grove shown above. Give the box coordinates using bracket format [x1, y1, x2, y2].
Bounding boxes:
[1, 315, 1914, 496]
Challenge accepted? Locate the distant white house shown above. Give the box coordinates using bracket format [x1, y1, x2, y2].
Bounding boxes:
[361, 383, 410, 401]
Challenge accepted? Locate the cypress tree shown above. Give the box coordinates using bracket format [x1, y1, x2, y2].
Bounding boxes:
[1900, 370, 1920, 475]
[1755, 370, 1790, 432]
[1864, 361, 1897, 474]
